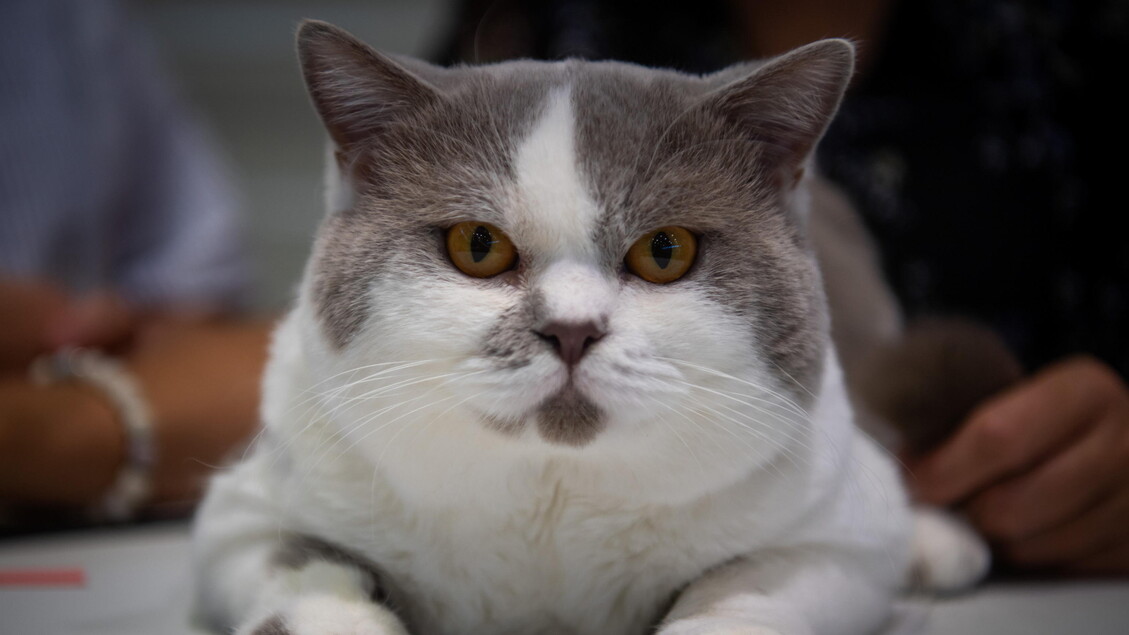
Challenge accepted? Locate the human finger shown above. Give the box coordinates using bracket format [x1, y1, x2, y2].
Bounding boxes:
[0, 278, 68, 371]
[963, 402, 1128, 542]
[1003, 485, 1129, 570]
[1071, 538, 1129, 575]
[911, 357, 1122, 506]
[46, 290, 140, 351]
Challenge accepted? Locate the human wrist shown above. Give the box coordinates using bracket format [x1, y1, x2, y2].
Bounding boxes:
[56, 381, 126, 503]
[31, 349, 156, 519]
[0, 380, 122, 505]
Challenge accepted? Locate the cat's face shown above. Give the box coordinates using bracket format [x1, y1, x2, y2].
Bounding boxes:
[295, 22, 852, 465]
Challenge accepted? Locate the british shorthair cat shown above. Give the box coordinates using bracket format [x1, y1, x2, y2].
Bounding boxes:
[192, 20, 987, 635]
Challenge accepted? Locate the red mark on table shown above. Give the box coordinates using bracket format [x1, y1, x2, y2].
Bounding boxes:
[0, 568, 86, 588]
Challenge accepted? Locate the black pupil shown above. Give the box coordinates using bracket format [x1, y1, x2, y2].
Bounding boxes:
[470, 225, 494, 263]
[651, 231, 675, 269]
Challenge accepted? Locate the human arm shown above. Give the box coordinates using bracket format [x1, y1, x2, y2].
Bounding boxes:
[0, 2, 265, 516]
[0, 279, 70, 372]
[0, 315, 271, 510]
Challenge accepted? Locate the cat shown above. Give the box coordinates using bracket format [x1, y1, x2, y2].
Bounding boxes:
[191, 20, 988, 635]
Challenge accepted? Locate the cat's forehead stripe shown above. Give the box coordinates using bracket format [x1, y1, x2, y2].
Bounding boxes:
[512, 85, 599, 262]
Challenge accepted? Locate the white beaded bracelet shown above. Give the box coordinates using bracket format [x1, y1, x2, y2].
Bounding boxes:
[30, 348, 156, 521]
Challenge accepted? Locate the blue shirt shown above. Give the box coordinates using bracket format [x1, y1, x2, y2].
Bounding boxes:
[0, 0, 249, 310]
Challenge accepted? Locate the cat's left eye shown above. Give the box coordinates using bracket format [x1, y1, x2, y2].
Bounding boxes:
[446, 221, 517, 278]
[625, 226, 698, 284]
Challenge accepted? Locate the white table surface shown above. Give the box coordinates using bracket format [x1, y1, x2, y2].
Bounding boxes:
[1, 522, 1127, 635]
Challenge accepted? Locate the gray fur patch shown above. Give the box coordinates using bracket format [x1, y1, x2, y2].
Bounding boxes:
[480, 412, 526, 437]
[250, 615, 291, 635]
[274, 535, 395, 608]
[481, 299, 541, 371]
[537, 385, 605, 446]
[304, 58, 554, 348]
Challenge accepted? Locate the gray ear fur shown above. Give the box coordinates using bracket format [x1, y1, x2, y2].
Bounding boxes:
[296, 20, 441, 154]
[705, 39, 855, 184]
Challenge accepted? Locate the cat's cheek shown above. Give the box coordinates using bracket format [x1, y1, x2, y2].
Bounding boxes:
[614, 284, 754, 375]
[571, 351, 684, 428]
[578, 288, 795, 455]
[358, 276, 516, 358]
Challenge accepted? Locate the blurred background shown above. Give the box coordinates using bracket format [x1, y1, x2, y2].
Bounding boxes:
[136, 0, 456, 310]
[3, 0, 1128, 584]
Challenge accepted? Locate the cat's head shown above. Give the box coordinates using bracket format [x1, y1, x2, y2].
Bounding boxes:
[292, 21, 852, 470]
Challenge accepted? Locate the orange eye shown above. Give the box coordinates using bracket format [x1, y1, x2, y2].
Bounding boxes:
[625, 226, 697, 284]
[446, 221, 517, 278]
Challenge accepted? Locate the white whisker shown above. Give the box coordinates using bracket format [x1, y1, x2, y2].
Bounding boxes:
[656, 356, 810, 419]
[296, 370, 481, 481]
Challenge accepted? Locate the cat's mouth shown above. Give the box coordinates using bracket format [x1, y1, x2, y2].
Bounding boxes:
[477, 379, 606, 448]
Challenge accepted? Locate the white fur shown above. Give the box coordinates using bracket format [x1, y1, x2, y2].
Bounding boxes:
[513, 87, 602, 264]
[197, 337, 910, 634]
[910, 507, 992, 592]
[234, 560, 407, 635]
[192, 85, 978, 635]
[323, 145, 355, 214]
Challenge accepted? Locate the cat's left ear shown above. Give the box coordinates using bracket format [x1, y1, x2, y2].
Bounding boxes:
[297, 20, 441, 156]
[705, 39, 855, 187]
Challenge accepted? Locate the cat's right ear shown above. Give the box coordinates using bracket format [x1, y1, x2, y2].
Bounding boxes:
[297, 20, 440, 155]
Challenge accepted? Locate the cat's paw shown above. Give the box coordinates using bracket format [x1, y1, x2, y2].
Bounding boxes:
[657, 616, 797, 635]
[238, 595, 408, 635]
[910, 506, 991, 593]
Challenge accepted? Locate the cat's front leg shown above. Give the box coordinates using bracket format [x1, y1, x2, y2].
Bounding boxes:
[237, 577, 406, 635]
[656, 548, 898, 635]
[236, 557, 407, 635]
[193, 460, 410, 635]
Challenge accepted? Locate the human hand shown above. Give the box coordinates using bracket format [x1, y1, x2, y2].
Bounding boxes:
[0, 317, 270, 510]
[0, 279, 139, 374]
[0, 378, 123, 505]
[909, 356, 1129, 574]
[0, 275, 264, 513]
[0, 278, 68, 373]
[46, 289, 140, 352]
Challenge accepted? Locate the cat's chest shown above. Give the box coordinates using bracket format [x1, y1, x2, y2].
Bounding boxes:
[397, 501, 728, 634]
[292, 458, 756, 635]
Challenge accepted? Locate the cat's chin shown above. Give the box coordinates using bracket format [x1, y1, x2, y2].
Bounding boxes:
[464, 349, 693, 448]
[535, 382, 606, 446]
[471, 379, 606, 448]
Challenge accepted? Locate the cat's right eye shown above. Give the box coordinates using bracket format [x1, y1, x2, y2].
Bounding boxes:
[446, 222, 517, 278]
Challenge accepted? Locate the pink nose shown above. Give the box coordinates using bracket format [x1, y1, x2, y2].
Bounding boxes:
[535, 321, 606, 367]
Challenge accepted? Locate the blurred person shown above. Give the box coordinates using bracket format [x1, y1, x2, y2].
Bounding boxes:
[439, 0, 1129, 574]
[0, 0, 271, 529]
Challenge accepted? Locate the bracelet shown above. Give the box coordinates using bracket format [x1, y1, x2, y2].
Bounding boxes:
[30, 349, 156, 521]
